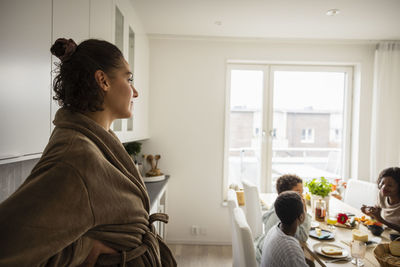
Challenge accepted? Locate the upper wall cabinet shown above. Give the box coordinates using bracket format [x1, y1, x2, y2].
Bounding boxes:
[0, 0, 52, 163]
[51, 0, 91, 125]
[0, 0, 149, 164]
[52, 0, 90, 42]
[89, 0, 114, 42]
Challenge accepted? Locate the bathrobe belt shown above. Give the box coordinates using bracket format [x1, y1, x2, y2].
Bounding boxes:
[96, 213, 169, 267]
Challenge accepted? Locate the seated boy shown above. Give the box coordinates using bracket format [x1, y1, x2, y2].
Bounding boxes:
[261, 191, 308, 267]
[255, 174, 311, 264]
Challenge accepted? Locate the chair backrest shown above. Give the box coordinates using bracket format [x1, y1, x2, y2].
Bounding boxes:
[227, 189, 239, 214]
[343, 179, 379, 209]
[232, 207, 258, 267]
[242, 179, 263, 239]
[227, 189, 240, 267]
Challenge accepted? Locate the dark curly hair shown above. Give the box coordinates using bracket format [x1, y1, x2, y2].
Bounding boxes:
[275, 191, 304, 225]
[51, 38, 123, 113]
[377, 167, 400, 197]
[276, 174, 303, 194]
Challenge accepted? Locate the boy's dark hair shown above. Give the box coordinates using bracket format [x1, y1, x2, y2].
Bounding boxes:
[51, 38, 124, 113]
[276, 174, 303, 194]
[274, 191, 304, 225]
[378, 167, 400, 197]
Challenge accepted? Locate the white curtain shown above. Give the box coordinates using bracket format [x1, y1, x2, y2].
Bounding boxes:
[370, 42, 400, 181]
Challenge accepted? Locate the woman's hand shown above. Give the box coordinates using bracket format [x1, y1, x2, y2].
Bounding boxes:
[361, 205, 400, 233]
[361, 205, 382, 221]
[78, 239, 118, 267]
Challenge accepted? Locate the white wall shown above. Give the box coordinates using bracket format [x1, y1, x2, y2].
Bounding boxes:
[143, 36, 376, 244]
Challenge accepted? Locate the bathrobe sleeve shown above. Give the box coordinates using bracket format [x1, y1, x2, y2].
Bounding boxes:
[0, 162, 94, 267]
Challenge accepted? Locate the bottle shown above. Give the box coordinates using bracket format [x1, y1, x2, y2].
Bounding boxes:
[315, 199, 326, 222]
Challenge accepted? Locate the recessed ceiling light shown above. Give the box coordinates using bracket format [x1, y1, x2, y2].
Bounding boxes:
[326, 9, 340, 16]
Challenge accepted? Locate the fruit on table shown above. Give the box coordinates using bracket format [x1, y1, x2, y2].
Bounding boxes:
[337, 213, 348, 224]
[354, 216, 383, 226]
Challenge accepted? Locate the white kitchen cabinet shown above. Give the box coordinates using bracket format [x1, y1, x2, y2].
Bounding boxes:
[89, 0, 114, 42]
[0, 0, 149, 164]
[111, 4, 140, 142]
[0, 0, 52, 163]
[90, 0, 149, 143]
[50, 0, 91, 126]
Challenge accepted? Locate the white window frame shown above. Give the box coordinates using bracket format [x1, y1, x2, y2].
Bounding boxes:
[223, 62, 353, 199]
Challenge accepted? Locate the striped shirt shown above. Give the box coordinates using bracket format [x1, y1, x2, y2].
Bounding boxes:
[261, 224, 308, 267]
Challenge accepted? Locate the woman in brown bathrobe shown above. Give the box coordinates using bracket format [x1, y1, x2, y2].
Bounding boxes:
[0, 38, 176, 267]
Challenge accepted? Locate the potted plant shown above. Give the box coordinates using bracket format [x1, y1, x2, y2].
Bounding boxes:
[305, 177, 332, 215]
[123, 141, 142, 164]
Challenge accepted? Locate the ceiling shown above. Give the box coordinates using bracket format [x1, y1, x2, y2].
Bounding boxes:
[130, 0, 400, 40]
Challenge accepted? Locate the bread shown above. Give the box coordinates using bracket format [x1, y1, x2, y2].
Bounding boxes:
[352, 229, 368, 242]
[322, 246, 343, 256]
[389, 239, 400, 256]
[315, 228, 322, 236]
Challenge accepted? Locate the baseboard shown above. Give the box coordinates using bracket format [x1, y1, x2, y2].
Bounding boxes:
[166, 239, 232, 246]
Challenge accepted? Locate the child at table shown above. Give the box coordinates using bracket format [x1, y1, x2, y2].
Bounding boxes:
[361, 167, 400, 233]
[255, 174, 311, 264]
[261, 191, 308, 267]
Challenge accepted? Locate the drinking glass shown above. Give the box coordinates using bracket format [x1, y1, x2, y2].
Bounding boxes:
[327, 216, 337, 234]
[350, 240, 366, 266]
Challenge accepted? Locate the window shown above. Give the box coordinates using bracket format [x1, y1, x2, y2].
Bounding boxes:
[224, 67, 264, 190]
[301, 128, 315, 143]
[272, 128, 277, 138]
[224, 64, 353, 195]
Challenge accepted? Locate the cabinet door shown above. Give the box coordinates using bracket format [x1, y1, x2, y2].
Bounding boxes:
[0, 0, 52, 161]
[51, 0, 90, 125]
[90, 0, 114, 42]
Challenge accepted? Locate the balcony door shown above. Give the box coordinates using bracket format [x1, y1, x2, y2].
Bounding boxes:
[224, 64, 353, 194]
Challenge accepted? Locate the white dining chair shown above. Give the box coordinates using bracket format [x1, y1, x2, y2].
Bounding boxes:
[227, 189, 241, 267]
[343, 179, 379, 210]
[232, 207, 258, 267]
[242, 179, 263, 239]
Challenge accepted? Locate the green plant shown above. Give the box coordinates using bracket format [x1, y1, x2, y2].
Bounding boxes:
[305, 177, 332, 197]
[123, 141, 142, 162]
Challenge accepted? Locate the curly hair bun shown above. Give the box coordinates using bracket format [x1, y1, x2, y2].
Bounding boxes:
[50, 38, 77, 62]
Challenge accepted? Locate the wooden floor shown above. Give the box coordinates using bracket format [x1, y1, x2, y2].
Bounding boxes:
[168, 244, 232, 267]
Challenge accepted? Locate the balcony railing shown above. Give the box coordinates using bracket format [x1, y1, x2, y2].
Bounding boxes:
[228, 147, 342, 184]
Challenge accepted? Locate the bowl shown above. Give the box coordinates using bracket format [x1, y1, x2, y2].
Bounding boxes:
[368, 225, 384, 236]
[390, 233, 400, 241]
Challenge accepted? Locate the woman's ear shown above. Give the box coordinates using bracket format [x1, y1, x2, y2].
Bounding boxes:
[94, 70, 110, 92]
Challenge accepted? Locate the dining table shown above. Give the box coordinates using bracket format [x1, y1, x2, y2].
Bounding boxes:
[260, 193, 393, 267]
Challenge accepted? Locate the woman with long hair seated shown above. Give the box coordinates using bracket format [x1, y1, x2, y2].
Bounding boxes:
[361, 167, 400, 233]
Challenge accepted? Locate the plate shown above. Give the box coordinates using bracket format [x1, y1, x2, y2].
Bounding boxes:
[311, 221, 320, 228]
[309, 229, 334, 240]
[313, 243, 349, 259]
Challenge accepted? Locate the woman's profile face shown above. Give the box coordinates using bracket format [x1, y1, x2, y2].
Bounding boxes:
[379, 176, 399, 198]
[104, 59, 138, 120]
